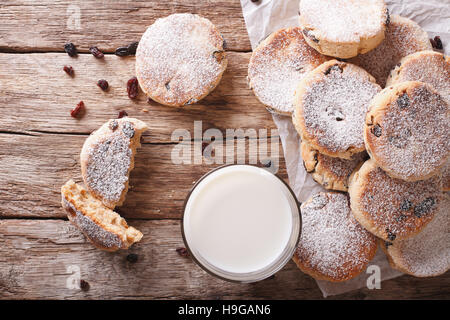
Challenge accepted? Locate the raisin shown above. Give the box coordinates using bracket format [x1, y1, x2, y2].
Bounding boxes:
[165, 81, 170, 90]
[397, 93, 409, 109]
[185, 98, 197, 105]
[371, 124, 382, 137]
[126, 253, 138, 263]
[109, 120, 118, 131]
[97, 79, 109, 91]
[88, 46, 104, 58]
[70, 101, 85, 118]
[430, 36, 443, 50]
[261, 159, 272, 168]
[400, 199, 412, 211]
[127, 42, 139, 55]
[176, 247, 189, 257]
[324, 64, 342, 75]
[251, 0, 260, 2]
[414, 197, 436, 218]
[115, 41, 139, 56]
[63, 65, 74, 77]
[64, 43, 78, 57]
[212, 50, 225, 63]
[118, 110, 128, 119]
[122, 122, 135, 138]
[385, 8, 390, 25]
[127, 77, 139, 99]
[79, 279, 90, 291]
[385, 241, 393, 247]
[222, 37, 227, 49]
[386, 230, 396, 241]
[302, 29, 319, 43]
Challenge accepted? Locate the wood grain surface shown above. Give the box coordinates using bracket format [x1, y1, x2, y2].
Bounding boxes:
[0, 0, 448, 300]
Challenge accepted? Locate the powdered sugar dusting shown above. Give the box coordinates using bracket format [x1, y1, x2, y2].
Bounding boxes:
[295, 192, 376, 280]
[350, 15, 432, 87]
[136, 13, 226, 106]
[390, 51, 450, 102]
[62, 197, 123, 250]
[299, 0, 386, 43]
[248, 27, 327, 113]
[85, 123, 133, 204]
[359, 162, 442, 239]
[301, 61, 381, 154]
[367, 83, 450, 180]
[318, 151, 367, 179]
[390, 192, 450, 277]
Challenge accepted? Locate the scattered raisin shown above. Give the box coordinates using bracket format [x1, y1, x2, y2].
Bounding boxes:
[251, 0, 260, 3]
[185, 98, 197, 105]
[64, 43, 78, 57]
[385, 241, 393, 247]
[79, 279, 90, 291]
[302, 29, 319, 43]
[70, 101, 85, 118]
[127, 77, 139, 99]
[261, 159, 272, 168]
[115, 42, 139, 56]
[126, 253, 138, 263]
[386, 230, 396, 241]
[122, 122, 135, 138]
[414, 197, 436, 218]
[97, 79, 109, 91]
[212, 50, 225, 63]
[397, 93, 409, 109]
[118, 110, 128, 118]
[222, 37, 227, 50]
[176, 247, 189, 257]
[371, 124, 382, 137]
[89, 46, 104, 58]
[385, 8, 390, 25]
[63, 65, 74, 77]
[324, 64, 342, 75]
[109, 120, 118, 131]
[430, 36, 443, 50]
[165, 81, 170, 90]
[400, 199, 412, 211]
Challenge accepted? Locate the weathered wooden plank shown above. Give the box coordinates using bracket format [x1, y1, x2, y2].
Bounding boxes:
[0, 132, 285, 219]
[0, 52, 275, 142]
[0, 0, 251, 52]
[0, 219, 448, 299]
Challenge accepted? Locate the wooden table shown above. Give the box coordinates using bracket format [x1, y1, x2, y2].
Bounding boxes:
[0, 0, 448, 300]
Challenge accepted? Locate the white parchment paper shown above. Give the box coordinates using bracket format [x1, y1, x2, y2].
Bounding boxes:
[240, 0, 449, 297]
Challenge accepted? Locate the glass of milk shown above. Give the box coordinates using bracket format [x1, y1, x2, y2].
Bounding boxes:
[182, 164, 301, 282]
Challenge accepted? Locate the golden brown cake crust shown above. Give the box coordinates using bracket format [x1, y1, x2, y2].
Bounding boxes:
[380, 192, 450, 277]
[348, 159, 443, 242]
[300, 141, 367, 191]
[135, 13, 227, 107]
[299, 0, 388, 58]
[61, 180, 143, 252]
[293, 192, 377, 282]
[80, 118, 148, 209]
[364, 81, 449, 182]
[248, 27, 328, 115]
[293, 60, 381, 159]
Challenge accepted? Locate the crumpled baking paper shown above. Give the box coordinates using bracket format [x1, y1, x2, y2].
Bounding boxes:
[240, 0, 449, 297]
